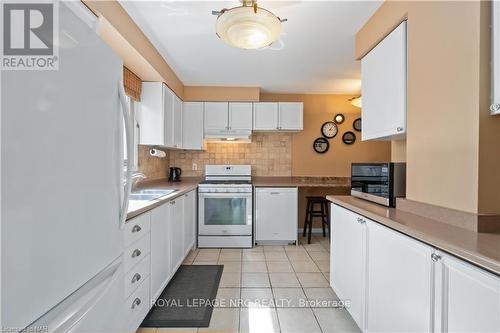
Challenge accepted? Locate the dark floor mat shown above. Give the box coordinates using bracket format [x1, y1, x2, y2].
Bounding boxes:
[141, 265, 223, 328]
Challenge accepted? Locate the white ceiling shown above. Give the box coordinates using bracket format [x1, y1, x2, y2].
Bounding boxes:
[120, 1, 382, 94]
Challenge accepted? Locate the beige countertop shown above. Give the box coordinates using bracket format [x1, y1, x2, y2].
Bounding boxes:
[327, 195, 500, 276]
[253, 176, 350, 187]
[126, 177, 201, 220]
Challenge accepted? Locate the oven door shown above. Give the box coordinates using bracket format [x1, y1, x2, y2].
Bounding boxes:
[198, 192, 253, 235]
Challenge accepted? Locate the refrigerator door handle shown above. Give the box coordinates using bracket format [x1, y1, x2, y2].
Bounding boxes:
[119, 82, 133, 229]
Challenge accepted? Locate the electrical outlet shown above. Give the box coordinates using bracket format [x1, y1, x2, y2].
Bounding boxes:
[192, 163, 198, 171]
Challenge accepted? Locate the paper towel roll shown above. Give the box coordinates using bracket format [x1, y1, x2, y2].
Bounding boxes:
[149, 148, 166, 158]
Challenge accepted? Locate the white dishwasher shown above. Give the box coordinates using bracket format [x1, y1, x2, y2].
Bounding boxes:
[254, 187, 298, 245]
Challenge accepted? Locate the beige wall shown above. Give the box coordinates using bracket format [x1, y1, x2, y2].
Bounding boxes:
[260, 94, 391, 177]
[357, 1, 498, 214]
[391, 140, 407, 162]
[170, 133, 292, 177]
[184, 86, 260, 102]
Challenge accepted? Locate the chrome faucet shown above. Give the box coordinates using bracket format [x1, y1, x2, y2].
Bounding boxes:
[130, 171, 147, 187]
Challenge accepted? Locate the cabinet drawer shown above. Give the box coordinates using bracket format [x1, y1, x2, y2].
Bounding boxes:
[124, 213, 151, 248]
[123, 277, 151, 333]
[124, 254, 151, 299]
[124, 233, 150, 273]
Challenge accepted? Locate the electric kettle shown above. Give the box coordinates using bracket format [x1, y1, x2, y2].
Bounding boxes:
[168, 167, 182, 182]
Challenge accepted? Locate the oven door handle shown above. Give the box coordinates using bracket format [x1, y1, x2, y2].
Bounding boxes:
[198, 192, 252, 198]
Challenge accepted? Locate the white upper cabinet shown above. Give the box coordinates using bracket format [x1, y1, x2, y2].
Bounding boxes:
[172, 95, 183, 148]
[229, 103, 253, 130]
[253, 103, 278, 130]
[253, 102, 303, 131]
[204, 102, 229, 132]
[162, 84, 175, 148]
[434, 252, 500, 332]
[279, 102, 303, 130]
[182, 102, 204, 150]
[361, 21, 407, 141]
[138, 82, 165, 146]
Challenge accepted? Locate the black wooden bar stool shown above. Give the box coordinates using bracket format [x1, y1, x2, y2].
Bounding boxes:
[303, 196, 330, 244]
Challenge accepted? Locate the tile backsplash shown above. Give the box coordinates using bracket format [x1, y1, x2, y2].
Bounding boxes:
[169, 133, 292, 176]
[137, 145, 170, 180]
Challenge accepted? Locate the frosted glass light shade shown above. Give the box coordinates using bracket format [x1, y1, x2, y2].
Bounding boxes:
[216, 6, 282, 50]
[350, 96, 362, 108]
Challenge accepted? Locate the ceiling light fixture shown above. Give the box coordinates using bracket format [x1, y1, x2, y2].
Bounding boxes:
[212, 0, 287, 50]
[349, 96, 362, 108]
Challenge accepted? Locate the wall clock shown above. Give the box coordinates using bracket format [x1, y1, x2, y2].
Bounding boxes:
[321, 121, 338, 139]
[353, 118, 362, 132]
[313, 137, 330, 153]
[342, 131, 356, 145]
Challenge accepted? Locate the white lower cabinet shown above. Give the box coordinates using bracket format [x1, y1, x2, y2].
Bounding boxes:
[434, 252, 500, 332]
[331, 203, 500, 333]
[255, 187, 298, 243]
[150, 203, 171, 301]
[183, 190, 196, 255]
[365, 220, 433, 332]
[330, 204, 366, 330]
[169, 196, 185, 274]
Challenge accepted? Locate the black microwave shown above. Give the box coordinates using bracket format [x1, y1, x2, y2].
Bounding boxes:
[351, 163, 406, 207]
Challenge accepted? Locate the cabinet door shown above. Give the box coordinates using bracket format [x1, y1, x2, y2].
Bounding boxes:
[183, 190, 196, 255]
[182, 102, 204, 150]
[279, 102, 303, 130]
[361, 21, 406, 140]
[229, 103, 252, 130]
[330, 204, 365, 330]
[204, 102, 228, 132]
[170, 196, 185, 274]
[138, 82, 164, 145]
[255, 187, 297, 242]
[366, 219, 433, 332]
[162, 84, 175, 147]
[253, 103, 279, 130]
[150, 204, 171, 300]
[173, 95, 183, 148]
[434, 252, 500, 332]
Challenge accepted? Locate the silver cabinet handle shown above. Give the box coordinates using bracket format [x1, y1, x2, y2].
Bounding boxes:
[357, 217, 363, 223]
[131, 249, 141, 258]
[490, 103, 500, 113]
[270, 192, 281, 195]
[397, 127, 404, 132]
[131, 297, 141, 309]
[131, 273, 141, 283]
[131, 225, 142, 233]
[431, 253, 441, 262]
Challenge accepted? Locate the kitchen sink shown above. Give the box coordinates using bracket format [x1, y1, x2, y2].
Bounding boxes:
[129, 189, 177, 201]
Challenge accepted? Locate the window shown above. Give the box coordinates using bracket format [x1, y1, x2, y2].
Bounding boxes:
[492, 1, 500, 115]
[123, 96, 139, 171]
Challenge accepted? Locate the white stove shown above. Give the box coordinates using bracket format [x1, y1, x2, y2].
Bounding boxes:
[198, 165, 253, 248]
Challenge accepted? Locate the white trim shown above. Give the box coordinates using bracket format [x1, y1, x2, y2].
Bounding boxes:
[492, 1, 500, 115]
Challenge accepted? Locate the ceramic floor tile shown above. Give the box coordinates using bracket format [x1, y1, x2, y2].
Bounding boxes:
[276, 308, 322, 333]
[221, 249, 242, 254]
[218, 252, 242, 262]
[314, 260, 330, 273]
[219, 272, 241, 288]
[243, 246, 264, 253]
[309, 252, 330, 262]
[218, 261, 241, 273]
[296, 273, 330, 287]
[269, 273, 300, 287]
[198, 308, 239, 333]
[242, 261, 268, 273]
[303, 288, 339, 307]
[195, 253, 220, 261]
[183, 258, 194, 265]
[323, 272, 330, 282]
[215, 288, 241, 308]
[239, 307, 280, 333]
[192, 260, 218, 265]
[304, 243, 328, 253]
[266, 261, 294, 273]
[241, 273, 271, 287]
[286, 252, 311, 261]
[263, 245, 285, 252]
[272, 287, 307, 307]
[290, 260, 320, 273]
[198, 249, 221, 255]
[240, 288, 275, 307]
[136, 329, 156, 333]
[284, 245, 307, 253]
[312, 308, 361, 333]
[264, 252, 289, 261]
[242, 252, 266, 261]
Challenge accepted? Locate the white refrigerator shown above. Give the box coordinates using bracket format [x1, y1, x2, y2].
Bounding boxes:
[1, 2, 132, 332]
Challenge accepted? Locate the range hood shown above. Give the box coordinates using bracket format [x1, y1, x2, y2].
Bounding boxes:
[204, 129, 252, 143]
